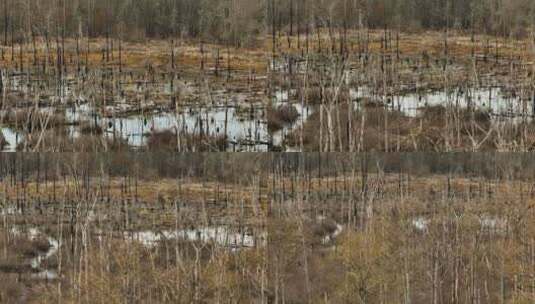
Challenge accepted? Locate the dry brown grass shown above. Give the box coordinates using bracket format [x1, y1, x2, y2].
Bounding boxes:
[271, 29, 534, 62]
[0, 37, 268, 72]
[1, 30, 532, 75]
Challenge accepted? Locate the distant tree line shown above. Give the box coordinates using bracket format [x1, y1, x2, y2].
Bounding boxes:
[1, 0, 534, 47]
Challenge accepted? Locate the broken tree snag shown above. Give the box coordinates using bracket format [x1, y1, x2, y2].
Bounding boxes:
[170, 40, 175, 70]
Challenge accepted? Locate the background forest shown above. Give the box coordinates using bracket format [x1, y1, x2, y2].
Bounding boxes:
[1, 0, 535, 47]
